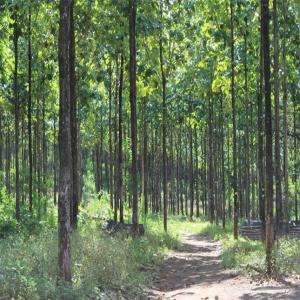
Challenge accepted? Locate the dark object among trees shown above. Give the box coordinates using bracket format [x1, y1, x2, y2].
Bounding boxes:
[104, 220, 145, 237]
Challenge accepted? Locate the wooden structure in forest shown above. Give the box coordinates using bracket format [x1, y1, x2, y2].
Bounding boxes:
[239, 220, 300, 241]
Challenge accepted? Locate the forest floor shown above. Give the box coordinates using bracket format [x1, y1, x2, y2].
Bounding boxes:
[147, 233, 300, 300]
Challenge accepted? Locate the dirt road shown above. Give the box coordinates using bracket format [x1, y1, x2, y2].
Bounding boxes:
[148, 233, 300, 300]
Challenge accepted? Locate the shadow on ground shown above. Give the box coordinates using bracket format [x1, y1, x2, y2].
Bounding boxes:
[147, 233, 300, 300]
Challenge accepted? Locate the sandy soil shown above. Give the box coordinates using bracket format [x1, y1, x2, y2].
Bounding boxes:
[147, 233, 300, 300]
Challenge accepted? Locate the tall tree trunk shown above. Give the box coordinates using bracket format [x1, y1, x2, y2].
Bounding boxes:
[195, 129, 200, 218]
[282, 0, 289, 226]
[189, 126, 194, 220]
[118, 54, 124, 223]
[273, 0, 283, 229]
[220, 97, 226, 228]
[53, 118, 57, 205]
[70, 0, 79, 227]
[262, 0, 274, 276]
[95, 143, 101, 195]
[129, 0, 138, 235]
[58, 0, 72, 281]
[142, 97, 148, 215]
[28, 5, 33, 212]
[159, 0, 168, 232]
[113, 59, 119, 222]
[258, 8, 266, 228]
[208, 96, 214, 223]
[230, 0, 238, 239]
[293, 91, 298, 221]
[108, 62, 114, 209]
[244, 18, 250, 221]
[42, 93, 47, 198]
[13, 9, 20, 221]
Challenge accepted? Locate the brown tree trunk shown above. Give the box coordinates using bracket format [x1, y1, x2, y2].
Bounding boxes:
[258, 8, 266, 228]
[108, 62, 114, 209]
[282, 0, 289, 226]
[262, 0, 274, 276]
[195, 129, 200, 219]
[208, 96, 214, 223]
[273, 0, 283, 229]
[293, 91, 298, 221]
[95, 143, 101, 195]
[42, 93, 47, 198]
[13, 8, 20, 221]
[70, 0, 79, 227]
[189, 126, 194, 220]
[58, 0, 72, 282]
[159, 0, 168, 232]
[230, 0, 238, 239]
[141, 97, 148, 215]
[129, 0, 138, 235]
[118, 54, 124, 223]
[28, 5, 33, 212]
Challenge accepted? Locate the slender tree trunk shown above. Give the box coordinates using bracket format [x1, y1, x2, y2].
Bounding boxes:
[53, 118, 57, 205]
[258, 9, 266, 228]
[208, 96, 214, 223]
[118, 54, 124, 223]
[13, 9, 20, 221]
[95, 143, 101, 195]
[70, 0, 79, 228]
[262, 0, 274, 276]
[230, 0, 238, 239]
[273, 0, 283, 229]
[244, 19, 250, 221]
[195, 129, 200, 218]
[293, 91, 298, 221]
[220, 97, 226, 228]
[129, 0, 138, 235]
[28, 5, 33, 212]
[189, 126, 194, 220]
[142, 97, 148, 215]
[282, 0, 289, 226]
[159, 0, 168, 232]
[58, 0, 72, 281]
[42, 93, 47, 199]
[108, 63, 114, 209]
[113, 59, 119, 222]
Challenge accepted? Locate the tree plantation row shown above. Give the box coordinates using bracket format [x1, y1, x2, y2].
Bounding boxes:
[0, 0, 299, 282]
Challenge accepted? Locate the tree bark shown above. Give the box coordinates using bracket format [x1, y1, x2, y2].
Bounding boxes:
[159, 0, 168, 232]
[262, 0, 274, 276]
[189, 126, 194, 220]
[58, 0, 72, 282]
[258, 7, 266, 228]
[230, 0, 238, 239]
[282, 0, 289, 226]
[28, 5, 33, 212]
[70, 0, 79, 228]
[108, 62, 114, 209]
[118, 54, 124, 223]
[13, 8, 20, 221]
[273, 0, 283, 229]
[129, 0, 138, 235]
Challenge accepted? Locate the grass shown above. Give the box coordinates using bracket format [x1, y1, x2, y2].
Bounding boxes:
[192, 221, 300, 277]
[0, 195, 186, 300]
[2, 191, 300, 300]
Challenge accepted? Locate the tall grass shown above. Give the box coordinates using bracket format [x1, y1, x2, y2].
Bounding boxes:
[0, 198, 181, 299]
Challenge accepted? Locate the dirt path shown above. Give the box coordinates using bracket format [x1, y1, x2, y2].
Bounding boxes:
[147, 233, 300, 300]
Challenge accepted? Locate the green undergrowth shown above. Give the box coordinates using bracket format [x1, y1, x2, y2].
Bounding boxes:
[195, 221, 300, 277]
[0, 202, 182, 299]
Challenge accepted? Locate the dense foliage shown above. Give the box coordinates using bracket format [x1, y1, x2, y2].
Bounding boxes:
[0, 0, 299, 296]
